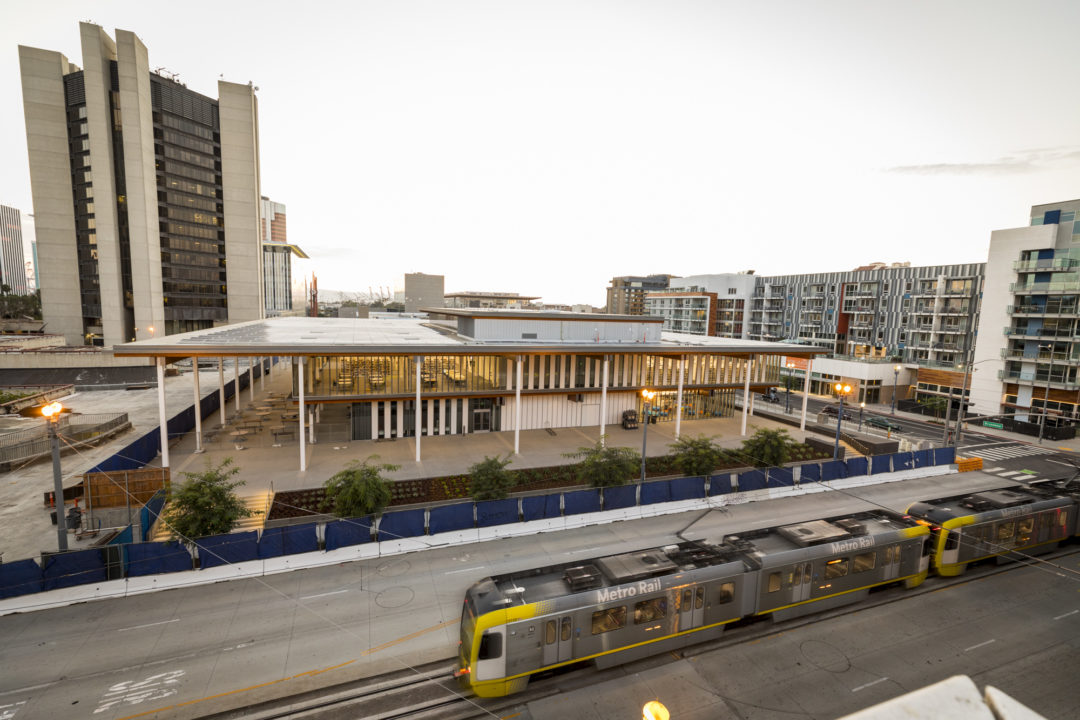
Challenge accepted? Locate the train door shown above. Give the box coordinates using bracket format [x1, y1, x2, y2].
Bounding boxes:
[882, 545, 901, 580]
[677, 586, 705, 631]
[542, 615, 574, 667]
[791, 562, 813, 602]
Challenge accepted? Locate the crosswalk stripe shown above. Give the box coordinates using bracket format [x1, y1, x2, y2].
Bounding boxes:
[966, 444, 1053, 461]
[981, 466, 1005, 473]
[997, 470, 1021, 476]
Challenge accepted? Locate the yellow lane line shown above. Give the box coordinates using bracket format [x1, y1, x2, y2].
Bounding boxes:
[115, 619, 458, 720]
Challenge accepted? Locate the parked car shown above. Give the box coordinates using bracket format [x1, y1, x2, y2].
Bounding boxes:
[865, 416, 902, 432]
[821, 405, 854, 421]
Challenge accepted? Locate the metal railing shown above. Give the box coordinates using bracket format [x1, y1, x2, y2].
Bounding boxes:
[0, 413, 129, 465]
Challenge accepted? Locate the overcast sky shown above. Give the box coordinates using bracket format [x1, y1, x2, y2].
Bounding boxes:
[3, 1, 1079, 306]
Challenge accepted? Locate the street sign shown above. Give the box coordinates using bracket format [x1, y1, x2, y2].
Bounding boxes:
[982, 421, 1004, 429]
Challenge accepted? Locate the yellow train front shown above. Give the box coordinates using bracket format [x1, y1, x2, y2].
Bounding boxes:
[906, 486, 1074, 576]
[457, 510, 929, 698]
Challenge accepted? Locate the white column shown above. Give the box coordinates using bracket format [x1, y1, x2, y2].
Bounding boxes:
[298, 356, 306, 472]
[741, 357, 752, 436]
[247, 357, 255, 402]
[234, 358, 241, 412]
[514, 355, 523, 454]
[450, 399, 457, 435]
[157, 357, 169, 468]
[218, 358, 226, 426]
[384, 400, 392, 438]
[675, 354, 685, 439]
[192, 358, 202, 453]
[310, 408, 316, 444]
[259, 356, 265, 390]
[415, 357, 422, 462]
[600, 355, 609, 445]
[427, 399, 434, 437]
[800, 358, 813, 431]
[568, 355, 576, 389]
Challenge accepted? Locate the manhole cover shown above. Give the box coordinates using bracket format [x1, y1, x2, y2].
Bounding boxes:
[375, 586, 414, 609]
[799, 640, 851, 673]
[377, 559, 410, 577]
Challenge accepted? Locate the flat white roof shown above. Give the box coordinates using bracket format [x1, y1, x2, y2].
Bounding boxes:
[113, 317, 826, 357]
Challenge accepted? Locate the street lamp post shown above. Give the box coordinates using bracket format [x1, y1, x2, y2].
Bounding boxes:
[640, 389, 655, 484]
[43, 401, 67, 552]
[891, 364, 901, 414]
[859, 401, 865, 432]
[785, 361, 795, 414]
[833, 383, 852, 460]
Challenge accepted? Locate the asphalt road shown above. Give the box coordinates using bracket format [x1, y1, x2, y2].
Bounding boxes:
[0, 472, 1018, 720]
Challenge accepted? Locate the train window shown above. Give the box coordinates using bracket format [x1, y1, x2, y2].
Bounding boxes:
[768, 572, 782, 592]
[824, 559, 849, 580]
[561, 617, 572, 642]
[591, 607, 627, 635]
[682, 589, 692, 609]
[944, 531, 959, 550]
[804, 563, 811, 584]
[634, 598, 667, 624]
[793, 566, 802, 585]
[718, 582, 735, 604]
[854, 552, 876, 573]
[695, 587, 704, 609]
[997, 522, 1015, 542]
[545, 620, 556, 645]
[478, 631, 503, 660]
[922, 538, 932, 556]
[1018, 517, 1034, 543]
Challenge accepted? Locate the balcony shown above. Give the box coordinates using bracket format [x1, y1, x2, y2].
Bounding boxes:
[843, 288, 878, 298]
[1009, 280, 1080, 294]
[1013, 257, 1080, 273]
[998, 369, 1080, 390]
[938, 305, 970, 316]
[937, 325, 969, 334]
[1000, 348, 1077, 363]
[910, 286, 939, 297]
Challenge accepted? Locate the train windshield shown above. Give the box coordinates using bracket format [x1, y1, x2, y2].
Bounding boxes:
[459, 595, 477, 668]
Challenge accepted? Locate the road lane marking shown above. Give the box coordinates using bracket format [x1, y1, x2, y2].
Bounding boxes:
[113, 619, 459, 720]
[997, 471, 1021, 477]
[1053, 610, 1078, 620]
[117, 619, 180, 633]
[0, 701, 26, 720]
[852, 677, 888, 693]
[981, 466, 1004, 473]
[300, 589, 349, 600]
[1047, 459, 1077, 467]
[446, 566, 485, 575]
[964, 639, 996, 652]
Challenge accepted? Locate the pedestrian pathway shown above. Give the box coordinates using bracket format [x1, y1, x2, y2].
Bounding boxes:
[958, 442, 1055, 462]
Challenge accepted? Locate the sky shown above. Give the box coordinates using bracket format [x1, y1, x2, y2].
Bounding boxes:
[2, 0, 1079, 307]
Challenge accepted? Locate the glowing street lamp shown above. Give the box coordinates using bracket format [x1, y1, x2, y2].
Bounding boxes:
[643, 700, 670, 720]
[42, 402, 67, 551]
[641, 389, 656, 484]
[833, 383, 852, 460]
[891, 364, 902, 414]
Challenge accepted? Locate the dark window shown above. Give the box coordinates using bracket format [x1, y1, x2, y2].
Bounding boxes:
[478, 631, 502, 660]
[717, 582, 735, 603]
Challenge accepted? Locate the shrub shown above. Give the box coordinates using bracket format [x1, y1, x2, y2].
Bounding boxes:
[738, 427, 794, 468]
[468, 455, 516, 500]
[564, 438, 641, 488]
[668, 434, 725, 477]
[162, 458, 253, 540]
[322, 456, 399, 517]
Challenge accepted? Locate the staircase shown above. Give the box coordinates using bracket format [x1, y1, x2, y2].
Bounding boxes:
[149, 490, 272, 541]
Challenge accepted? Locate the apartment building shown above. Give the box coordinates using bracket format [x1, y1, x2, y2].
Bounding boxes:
[606, 274, 672, 315]
[643, 273, 756, 338]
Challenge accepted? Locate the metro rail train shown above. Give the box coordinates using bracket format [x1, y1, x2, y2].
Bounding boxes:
[456, 480, 1080, 698]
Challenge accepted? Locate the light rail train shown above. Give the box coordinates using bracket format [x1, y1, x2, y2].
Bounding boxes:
[457, 480, 1078, 697]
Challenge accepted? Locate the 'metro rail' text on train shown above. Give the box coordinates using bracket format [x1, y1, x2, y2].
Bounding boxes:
[595, 578, 663, 603]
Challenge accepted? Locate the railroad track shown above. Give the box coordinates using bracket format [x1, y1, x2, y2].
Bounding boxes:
[202, 546, 1080, 719]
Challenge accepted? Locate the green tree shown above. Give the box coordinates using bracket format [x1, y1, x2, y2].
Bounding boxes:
[668, 434, 725, 477]
[468, 454, 516, 500]
[738, 427, 794, 468]
[919, 396, 946, 419]
[322, 456, 399, 517]
[564, 438, 641, 488]
[782, 374, 799, 392]
[162, 458, 253, 540]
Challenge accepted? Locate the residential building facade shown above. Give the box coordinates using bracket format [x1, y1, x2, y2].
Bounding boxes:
[970, 199, 1080, 426]
[444, 291, 539, 309]
[19, 23, 263, 346]
[0, 205, 28, 295]
[644, 273, 756, 338]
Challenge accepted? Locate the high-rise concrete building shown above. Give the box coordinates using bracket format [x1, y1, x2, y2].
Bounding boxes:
[970, 199, 1080, 429]
[260, 196, 307, 317]
[0, 205, 28, 295]
[606, 274, 672, 315]
[404, 273, 444, 313]
[19, 23, 264, 346]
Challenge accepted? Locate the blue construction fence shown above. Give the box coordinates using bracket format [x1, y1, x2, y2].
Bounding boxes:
[88, 358, 279, 473]
[0, 447, 957, 601]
